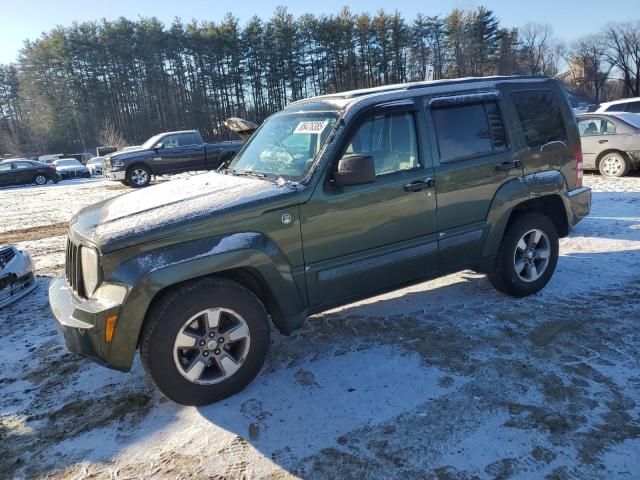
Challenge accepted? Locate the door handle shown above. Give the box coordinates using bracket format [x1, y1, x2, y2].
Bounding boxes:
[495, 160, 522, 172]
[598, 139, 608, 144]
[403, 177, 435, 192]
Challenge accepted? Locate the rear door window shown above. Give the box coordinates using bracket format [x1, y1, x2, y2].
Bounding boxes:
[511, 90, 568, 147]
[14, 161, 33, 169]
[605, 104, 626, 112]
[178, 133, 199, 146]
[431, 101, 508, 161]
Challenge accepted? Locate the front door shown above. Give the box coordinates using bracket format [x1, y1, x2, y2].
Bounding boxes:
[301, 101, 439, 307]
[151, 134, 185, 174]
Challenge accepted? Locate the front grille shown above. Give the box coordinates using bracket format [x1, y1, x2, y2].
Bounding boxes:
[0, 247, 15, 268]
[65, 238, 85, 297]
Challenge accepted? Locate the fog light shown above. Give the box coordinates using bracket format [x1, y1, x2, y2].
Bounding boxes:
[105, 315, 118, 343]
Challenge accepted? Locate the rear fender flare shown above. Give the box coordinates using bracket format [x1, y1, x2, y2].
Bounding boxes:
[483, 170, 567, 257]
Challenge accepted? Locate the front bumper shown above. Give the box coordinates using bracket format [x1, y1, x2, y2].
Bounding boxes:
[48, 274, 129, 371]
[567, 186, 591, 228]
[105, 170, 126, 181]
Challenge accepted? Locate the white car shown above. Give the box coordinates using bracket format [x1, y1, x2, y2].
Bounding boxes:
[595, 97, 640, 114]
[53, 158, 91, 179]
[87, 156, 105, 176]
[0, 245, 36, 309]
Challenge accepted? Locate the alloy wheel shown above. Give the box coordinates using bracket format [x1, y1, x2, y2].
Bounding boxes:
[513, 228, 551, 283]
[35, 175, 47, 185]
[173, 308, 251, 385]
[131, 168, 149, 185]
[600, 155, 624, 177]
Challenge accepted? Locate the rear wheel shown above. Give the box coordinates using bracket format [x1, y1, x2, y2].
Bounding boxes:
[126, 165, 151, 187]
[140, 278, 270, 405]
[598, 152, 629, 177]
[33, 174, 48, 185]
[488, 212, 559, 297]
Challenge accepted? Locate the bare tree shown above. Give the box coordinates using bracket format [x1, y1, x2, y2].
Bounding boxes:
[520, 23, 559, 76]
[96, 119, 127, 149]
[604, 21, 640, 96]
[568, 34, 613, 101]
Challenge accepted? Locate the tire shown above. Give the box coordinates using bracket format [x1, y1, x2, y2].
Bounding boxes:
[120, 180, 130, 186]
[33, 174, 48, 186]
[140, 277, 270, 405]
[125, 164, 151, 187]
[488, 212, 559, 297]
[598, 152, 629, 177]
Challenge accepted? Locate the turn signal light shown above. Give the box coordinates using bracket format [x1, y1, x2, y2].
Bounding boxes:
[105, 315, 118, 343]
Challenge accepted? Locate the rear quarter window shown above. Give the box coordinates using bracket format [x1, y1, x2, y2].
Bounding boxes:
[511, 90, 568, 147]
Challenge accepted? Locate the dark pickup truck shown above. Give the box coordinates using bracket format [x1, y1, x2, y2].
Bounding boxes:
[103, 130, 244, 187]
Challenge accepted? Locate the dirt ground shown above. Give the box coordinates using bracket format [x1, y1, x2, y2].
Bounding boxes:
[1, 173, 639, 479]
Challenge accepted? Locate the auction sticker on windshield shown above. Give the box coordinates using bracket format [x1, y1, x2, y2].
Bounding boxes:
[294, 120, 329, 134]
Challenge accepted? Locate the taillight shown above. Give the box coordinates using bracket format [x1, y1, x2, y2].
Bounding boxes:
[49, 166, 56, 171]
[575, 147, 583, 188]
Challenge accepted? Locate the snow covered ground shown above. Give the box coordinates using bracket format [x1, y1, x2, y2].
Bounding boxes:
[1, 173, 639, 479]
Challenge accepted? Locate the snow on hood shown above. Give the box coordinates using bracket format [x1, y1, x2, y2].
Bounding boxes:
[71, 172, 302, 252]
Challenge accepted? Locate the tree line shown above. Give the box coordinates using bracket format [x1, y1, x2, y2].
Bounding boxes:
[0, 6, 639, 156]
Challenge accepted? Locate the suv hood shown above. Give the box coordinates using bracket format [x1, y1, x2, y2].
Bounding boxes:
[71, 172, 303, 253]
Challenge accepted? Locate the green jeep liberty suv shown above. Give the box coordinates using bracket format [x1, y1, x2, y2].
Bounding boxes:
[49, 76, 591, 405]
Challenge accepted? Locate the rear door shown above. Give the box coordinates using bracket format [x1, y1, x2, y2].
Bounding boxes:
[301, 101, 439, 306]
[14, 161, 39, 183]
[425, 93, 522, 271]
[178, 132, 206, 171]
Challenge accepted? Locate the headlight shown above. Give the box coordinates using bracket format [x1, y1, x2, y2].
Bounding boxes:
[80, 247, 100, 296]
[112, 160, 125, 167]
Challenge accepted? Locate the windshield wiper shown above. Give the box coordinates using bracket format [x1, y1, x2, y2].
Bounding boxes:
[231, 169, 270, 180]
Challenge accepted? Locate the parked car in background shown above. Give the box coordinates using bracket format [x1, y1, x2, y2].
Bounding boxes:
[0, 245, 36, 309]
[103, 130, 244, 187]
[0, 159, 60, 186]
[595, 97, 640, 114]
[86, 157, 105, 176]
[54, 158, 91, 179]
[50, 76, 591, 405]
[576, 112, 640, 177]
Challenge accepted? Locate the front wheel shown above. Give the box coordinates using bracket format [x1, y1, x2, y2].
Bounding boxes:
[488, 212, 559, 297]
[140, 278, 270, 405]
[126, 165, 151, 187]
[599, 152, 629, 177]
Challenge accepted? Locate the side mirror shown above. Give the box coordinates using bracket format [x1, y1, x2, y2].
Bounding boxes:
[153, 142, 164, 151]
[332, 154, 376, 187]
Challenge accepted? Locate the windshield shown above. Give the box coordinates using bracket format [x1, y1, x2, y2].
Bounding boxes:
[141, 134, 164, 150]
[229, 112, 338, 181]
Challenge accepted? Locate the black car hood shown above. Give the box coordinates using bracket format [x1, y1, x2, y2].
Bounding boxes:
[106, 147, 150, 161]
[71, 172, 302, 253]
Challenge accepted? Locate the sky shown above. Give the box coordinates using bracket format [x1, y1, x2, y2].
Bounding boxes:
[1, 0, 638, 64]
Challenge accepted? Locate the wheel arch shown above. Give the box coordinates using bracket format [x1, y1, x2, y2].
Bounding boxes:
[483, 171, 571, 258]
[127, 161, 154, 176]
[105, 232, 306, 371]
[595, 149, 630, 170]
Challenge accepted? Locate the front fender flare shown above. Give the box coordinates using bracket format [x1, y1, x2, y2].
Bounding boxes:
[105, 232, 305, 371]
